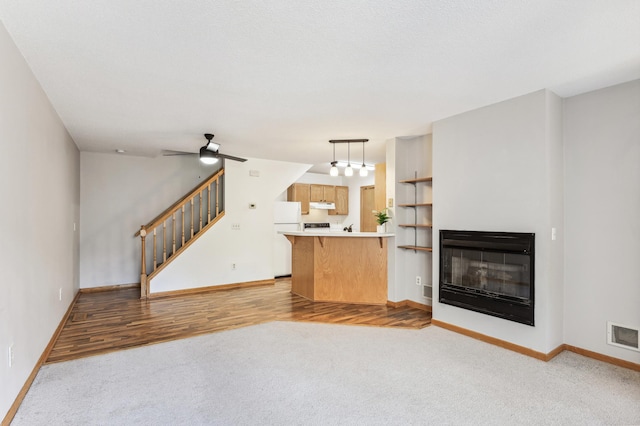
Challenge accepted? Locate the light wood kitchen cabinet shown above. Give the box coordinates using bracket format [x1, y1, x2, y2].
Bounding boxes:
[324, 185, 336, 203]
[287, 183, 310, 215]
[329, 185, 349, 215]
[310, 184, 335, 203]
[309, 184, 323, 202]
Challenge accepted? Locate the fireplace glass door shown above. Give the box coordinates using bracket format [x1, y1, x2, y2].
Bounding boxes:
[445, 249, 531, 299]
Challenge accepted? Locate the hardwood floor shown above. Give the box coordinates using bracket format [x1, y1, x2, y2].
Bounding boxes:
[47, 279, 431, 364]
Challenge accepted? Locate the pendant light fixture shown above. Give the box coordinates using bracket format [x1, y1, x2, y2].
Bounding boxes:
[359, 142, 368, 177]
[330, 142, 339, 176]
[328, 139, 368, 177]
[345, 142, 354, 176]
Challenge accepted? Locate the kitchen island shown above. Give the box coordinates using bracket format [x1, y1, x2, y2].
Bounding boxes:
[281, 231, 394, 304]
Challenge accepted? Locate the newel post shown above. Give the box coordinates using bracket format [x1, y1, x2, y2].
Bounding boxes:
[139, 226, 148, 299]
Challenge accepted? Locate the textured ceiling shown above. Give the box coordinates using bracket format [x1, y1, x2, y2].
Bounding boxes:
[1, 1, 639, 172]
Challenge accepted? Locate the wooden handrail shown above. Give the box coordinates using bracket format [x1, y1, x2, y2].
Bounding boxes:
[136, 167, 225, 298]
[135, 168, 224, 237]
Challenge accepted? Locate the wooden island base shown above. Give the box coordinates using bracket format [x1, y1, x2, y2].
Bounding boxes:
[285, 233, 390, 304]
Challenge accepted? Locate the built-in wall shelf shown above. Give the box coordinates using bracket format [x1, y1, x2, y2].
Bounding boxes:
[399, 177, 433, 184]
[397, 172, 433, 253]
[398, 245, 433, 252]
[397, 203, 432, 207]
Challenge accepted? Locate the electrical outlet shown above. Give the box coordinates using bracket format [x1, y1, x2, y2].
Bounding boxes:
[416, 276, 422, 286]
[231, 224, 240, 230]
[551, 227, 557, 241]
[232, 263, 236, 270]
[8, 344, 14, 368]
[59, 288, 62, 301]
[388, 198, 394, 207]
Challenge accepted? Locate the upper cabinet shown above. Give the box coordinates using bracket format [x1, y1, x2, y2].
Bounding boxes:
[329, 185, 349, 215]
[289, 183, 349, 216]
[310, 184, 335, 203]
[287, 183, 310, 215]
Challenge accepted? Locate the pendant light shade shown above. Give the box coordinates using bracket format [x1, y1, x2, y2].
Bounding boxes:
[330, 161, 339, 176]
[345, 142, 353, 176]
[329, 144, 339, 176]
[345, 165, 354, 176]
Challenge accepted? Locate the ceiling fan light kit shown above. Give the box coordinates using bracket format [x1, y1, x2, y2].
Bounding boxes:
[198, 133, 248, 164]
[199, 133, 219, 164]
[199, 146, 219, 164]
[328, 139, 368, 177]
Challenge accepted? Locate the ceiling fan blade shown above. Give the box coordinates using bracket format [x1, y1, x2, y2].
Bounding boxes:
[162, 149, 197, 156]
[216, 153, 247, 162]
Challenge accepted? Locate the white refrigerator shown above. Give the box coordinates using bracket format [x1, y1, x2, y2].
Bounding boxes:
[273, 201, 302, 277]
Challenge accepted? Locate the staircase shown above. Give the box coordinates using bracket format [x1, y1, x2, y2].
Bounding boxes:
[136, 169, 225, 298]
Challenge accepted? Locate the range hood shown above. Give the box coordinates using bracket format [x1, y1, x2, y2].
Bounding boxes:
[309, 201, 336, 210]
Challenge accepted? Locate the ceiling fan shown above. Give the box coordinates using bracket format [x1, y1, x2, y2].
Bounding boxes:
[163, 133, 247, 164]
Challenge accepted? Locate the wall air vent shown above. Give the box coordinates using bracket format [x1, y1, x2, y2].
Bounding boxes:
[607, 322, 639, 352]
[423, 285, 432, 299]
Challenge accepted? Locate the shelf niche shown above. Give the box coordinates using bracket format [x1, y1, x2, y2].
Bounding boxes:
[397, 172, 432, 252]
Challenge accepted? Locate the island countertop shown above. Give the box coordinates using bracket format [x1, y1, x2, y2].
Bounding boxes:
[279, 231, 394, 238]
[282, 231, 391, 304]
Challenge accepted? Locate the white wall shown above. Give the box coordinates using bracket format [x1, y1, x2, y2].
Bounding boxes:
[151, 158, 309, 293]
[79, 152, 219, 288]
[563, 80, 640, 364]
[546, 91, 565, 350]
[385, 138, 398, 302]
[432, 90, 564, 354]
[0, 22, 80, 420]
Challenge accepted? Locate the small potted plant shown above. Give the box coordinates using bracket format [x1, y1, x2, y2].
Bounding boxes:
[373, 208, 390, 233]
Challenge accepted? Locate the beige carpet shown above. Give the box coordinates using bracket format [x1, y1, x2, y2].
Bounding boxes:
[12, 322, 640, 425]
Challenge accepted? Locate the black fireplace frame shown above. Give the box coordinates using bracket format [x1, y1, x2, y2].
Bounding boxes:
[439, 230, 535, 326]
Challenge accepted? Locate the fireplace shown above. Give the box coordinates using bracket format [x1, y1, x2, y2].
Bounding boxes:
[439, 230, 535, 326]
